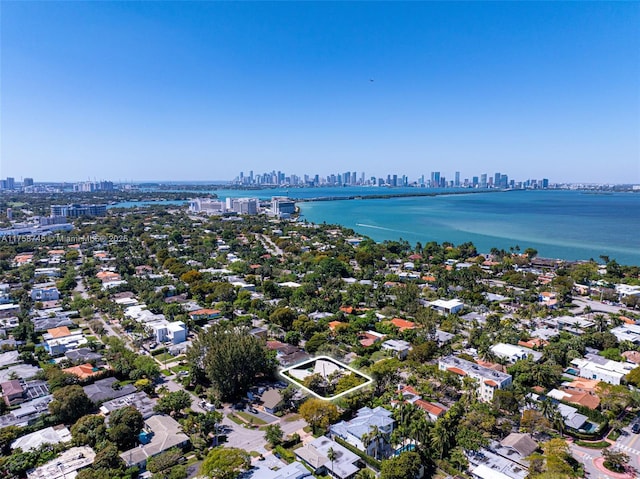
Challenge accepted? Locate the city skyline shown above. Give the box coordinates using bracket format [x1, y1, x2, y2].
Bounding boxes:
[1, 2, 639, 183]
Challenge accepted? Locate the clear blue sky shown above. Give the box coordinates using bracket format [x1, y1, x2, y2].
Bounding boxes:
[1, 1, 639, 183]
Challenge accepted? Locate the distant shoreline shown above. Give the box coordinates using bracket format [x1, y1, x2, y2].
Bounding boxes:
[294, 188, 510, 203]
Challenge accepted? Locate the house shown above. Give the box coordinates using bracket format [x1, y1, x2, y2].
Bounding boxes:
[65, 348, 103, 364]
[381, 339, 411, 359]
[490, 343, 543, 363]
[0, 304, 19, 319]
[438, 355, 512, 402]
[435, 329, 455, 345]
[63, 363, 101, 381]
[571, 357, 634, 385]
[258, 461, 312, 479]
[611, 324, 640, 345]
[389, 318, 416, 332]
[188, 308, 221, 321]
[500, 433, 538, 458]
[100, 392, 157, 419]
[429, 299, 464, 315]
[148, 320, 187, 344]
[357, 331, 385, 347]
[395, 385, 447, 421]
[83, 377, 136, 404]
[329, 321, 348, 332]
[546, 388, 600, 410]
[622, 351, 640, 365]
[295, 436, 361, 479]
[556, 403, 589, 430]
[11, 425, 71, 451]
[43, 328, 87, 356]
[1, 380, 25, 406]
[120, 415, 190, 468]
[329, 406, 395, 459]
[27, 446, 96, 479]
[30, 284, 60, 302]
[261, 388, 283, 414]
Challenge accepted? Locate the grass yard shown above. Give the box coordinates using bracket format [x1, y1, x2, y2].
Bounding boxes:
[236, 411, 267, 425]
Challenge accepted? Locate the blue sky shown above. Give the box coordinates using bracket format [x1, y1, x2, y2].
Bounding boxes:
[1, 2, 638, 183]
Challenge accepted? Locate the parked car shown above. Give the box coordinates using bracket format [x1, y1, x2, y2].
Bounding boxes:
[631, 422, 640, 434]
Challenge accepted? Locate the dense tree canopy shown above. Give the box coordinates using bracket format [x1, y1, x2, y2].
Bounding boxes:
[187, 323, 276, 400]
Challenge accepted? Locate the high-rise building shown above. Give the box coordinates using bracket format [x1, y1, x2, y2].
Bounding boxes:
[455, 171, 460, 187]
[480, 174, 487, 188]
[472, 176, 479, 187]
[23, 178, 34, 187]
[542, 178, 549, 188]
[430, 172, 440, 188]
[6, 178, 15, 190]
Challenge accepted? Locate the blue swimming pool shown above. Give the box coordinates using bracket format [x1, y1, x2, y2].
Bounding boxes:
[395, 444, 416, 455]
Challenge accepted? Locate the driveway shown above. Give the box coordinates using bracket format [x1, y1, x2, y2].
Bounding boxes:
[242, 407, 278, 425]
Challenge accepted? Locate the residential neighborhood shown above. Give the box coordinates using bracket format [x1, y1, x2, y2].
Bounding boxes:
[0, 192, 639, 479]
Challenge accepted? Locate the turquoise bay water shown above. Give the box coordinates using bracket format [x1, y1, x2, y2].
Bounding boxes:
[298, 190, 640, 266]
[111, 188, 640, 265]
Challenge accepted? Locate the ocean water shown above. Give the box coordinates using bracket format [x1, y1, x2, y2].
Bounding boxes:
[112, 187, 640, 265]
[298, 190, 640, 266]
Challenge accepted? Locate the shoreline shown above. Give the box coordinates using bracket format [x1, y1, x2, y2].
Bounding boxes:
[294, 188, 511, 203]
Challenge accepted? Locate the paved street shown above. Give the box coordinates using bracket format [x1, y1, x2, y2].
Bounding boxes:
[570, 437, 638, 479]
[571, 298, 635, 316]
[221, 414, 268, 454]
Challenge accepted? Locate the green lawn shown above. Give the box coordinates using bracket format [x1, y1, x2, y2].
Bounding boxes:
[236, 411, 267, 425]
[154, 353, 174, 363]
[160, 369, 172, 376]
[227, 413, 244, 425]
[283, 414, 302, 422]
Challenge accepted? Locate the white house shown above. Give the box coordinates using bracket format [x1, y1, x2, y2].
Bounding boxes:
[439, 355, 512, 402]
[429, 299, 464, 315]
[381, 339, 412, 359]
[329, 406, 395, 459]
[490, 343, 543, 363]
[571, 358, 634, 385]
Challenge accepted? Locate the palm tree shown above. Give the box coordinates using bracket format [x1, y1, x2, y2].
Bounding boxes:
[539, 398, 556, 421]
[327, 447, 336, 475]
[365, 425, 382, 459]
[593, 314, 608, 332]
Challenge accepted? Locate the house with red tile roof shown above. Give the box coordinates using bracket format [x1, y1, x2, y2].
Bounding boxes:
[63, 363, 101, 381]
[389, 318, 416, 332]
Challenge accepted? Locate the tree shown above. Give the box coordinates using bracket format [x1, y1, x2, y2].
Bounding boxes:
[147, 448, 183, 474]
[154, 390, 192, 417]
[269, 307, 297, 329]
[369, 358, 402, 396]
[264, 424, 283, 447]
[109, 405, 144, 450]
[93, 443, 125, 470]
[298, 398, 339, 433]
[131, 355, 161, 381]
[327, 447, 336, 475]
[71, 414, 106, 448]
[602, 447, 630, 473]
[187, 323, 275, 400]
[49, 385, 93, 423]
[200, 447, 250, 479]
[380, 451, 422, 479]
